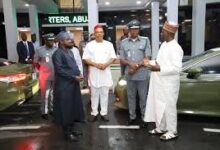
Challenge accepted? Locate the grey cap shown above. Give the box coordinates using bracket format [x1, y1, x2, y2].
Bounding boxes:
[42, 33, 55, 40]
[56, 31, 71, 41]
[127, 19, 140, 29]
[68, 31, 74, 39]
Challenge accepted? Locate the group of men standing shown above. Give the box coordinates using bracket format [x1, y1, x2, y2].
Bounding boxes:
[119, 20, 183, 141]
[15, 18, 183, 142]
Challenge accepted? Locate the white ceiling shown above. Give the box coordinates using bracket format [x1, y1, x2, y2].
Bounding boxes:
[98, 0, 151, 11]
[0, 0, 58, 13]
[0, 0, 220, 13]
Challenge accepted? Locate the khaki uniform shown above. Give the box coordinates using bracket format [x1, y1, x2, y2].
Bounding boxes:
[120, 36, 151, 120]
[34, 45, 57, 114]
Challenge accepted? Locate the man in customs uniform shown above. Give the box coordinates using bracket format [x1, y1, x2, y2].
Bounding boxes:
[120, 19, 151, 126]
[34, 33, 57, 119]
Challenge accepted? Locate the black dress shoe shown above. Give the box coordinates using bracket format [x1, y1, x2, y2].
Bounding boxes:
[65, 133, 78, 142]
[140, 121, 148, 128]
[72, 130, 83, 136]
[88, 115, 98, 122]
[126, 119, 136, 125]
[41, 114, 49, 120]
[101, 115, 109, 122]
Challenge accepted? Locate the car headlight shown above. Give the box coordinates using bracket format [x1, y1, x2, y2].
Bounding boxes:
[118, 79, 127, 86]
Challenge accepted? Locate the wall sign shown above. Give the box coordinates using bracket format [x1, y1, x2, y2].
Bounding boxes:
[42, 14, 88, 26]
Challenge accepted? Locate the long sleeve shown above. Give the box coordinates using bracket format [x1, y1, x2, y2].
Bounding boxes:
[52, 50, 80, 80]
[72, 47, 83, 75]
[159, 41, 183, 76]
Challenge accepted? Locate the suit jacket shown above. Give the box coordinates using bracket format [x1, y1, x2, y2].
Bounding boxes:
[17, 41, 35, 64]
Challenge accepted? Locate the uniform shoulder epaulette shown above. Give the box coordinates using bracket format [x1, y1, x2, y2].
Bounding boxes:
[121, 38, 128, 43]
[36, 46, 44, 51]
[140, 36, 148, 39]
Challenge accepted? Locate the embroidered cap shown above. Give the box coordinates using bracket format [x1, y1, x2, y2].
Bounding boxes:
[56, 31, 71, 41]
[163, 21, 178, 34]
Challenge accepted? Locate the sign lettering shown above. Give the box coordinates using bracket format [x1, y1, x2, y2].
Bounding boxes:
[45, 14, 88, 24]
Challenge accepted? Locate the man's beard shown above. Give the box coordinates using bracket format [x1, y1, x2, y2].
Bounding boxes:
[64, 45, 73, 49]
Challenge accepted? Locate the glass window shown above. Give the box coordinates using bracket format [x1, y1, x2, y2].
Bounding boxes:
[58, 0, 87, 12]
[194, 55, 220, 74]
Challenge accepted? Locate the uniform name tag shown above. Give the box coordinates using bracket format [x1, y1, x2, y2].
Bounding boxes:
[45, 57, 49, 63]
[127, 51, 131, 57]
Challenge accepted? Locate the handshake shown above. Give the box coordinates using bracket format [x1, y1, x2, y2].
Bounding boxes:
[143, 59, 160, 72]
[128, 58, 160, 75]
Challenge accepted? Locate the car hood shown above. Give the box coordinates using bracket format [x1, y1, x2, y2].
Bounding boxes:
[0, 64, 33, 75]
[182, 49, 220, 71]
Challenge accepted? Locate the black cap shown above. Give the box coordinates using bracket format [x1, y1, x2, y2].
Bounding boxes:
[42, 33, 55, 40]
[127, 19, 140, 29]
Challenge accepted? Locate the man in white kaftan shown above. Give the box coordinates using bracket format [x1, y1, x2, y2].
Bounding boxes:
[82, 24, 116, 122]
[143, 21, 183, 141]
[69, 32, 83, 75]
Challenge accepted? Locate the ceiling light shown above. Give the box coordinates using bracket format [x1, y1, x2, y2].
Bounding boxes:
[105, 1, 110, 5]
[136, 1, 142, 5]
[25, 4, 29, 7]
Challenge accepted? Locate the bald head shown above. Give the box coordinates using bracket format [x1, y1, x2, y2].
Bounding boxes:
[20, 32, 27, 41]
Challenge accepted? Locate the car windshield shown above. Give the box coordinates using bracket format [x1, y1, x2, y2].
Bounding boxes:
[183, 50, 213, 68]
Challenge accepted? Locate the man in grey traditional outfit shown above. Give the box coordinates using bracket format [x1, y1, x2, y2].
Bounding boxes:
[52, 31, 84, 142]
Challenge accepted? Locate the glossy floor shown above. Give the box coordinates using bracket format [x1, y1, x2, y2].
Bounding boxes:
[0, 93, 219, 150]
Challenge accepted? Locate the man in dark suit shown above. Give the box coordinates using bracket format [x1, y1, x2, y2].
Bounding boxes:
[17, 32, 35, 64]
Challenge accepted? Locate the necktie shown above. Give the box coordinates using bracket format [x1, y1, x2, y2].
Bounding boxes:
[25, 42, 30, 57]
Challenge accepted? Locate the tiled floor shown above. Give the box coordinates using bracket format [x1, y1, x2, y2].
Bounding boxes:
[0, 93, 219, 150]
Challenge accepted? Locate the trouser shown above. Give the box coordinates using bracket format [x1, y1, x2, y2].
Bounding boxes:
[120, 63, 126, 76]
[158, 102, 178, 133]
[82, 63, 88, 88]
[90, 86, 109, 116]
[40, 79, 54, 114]
[63, 124, 74, 135]
[127, 80, 148, 120]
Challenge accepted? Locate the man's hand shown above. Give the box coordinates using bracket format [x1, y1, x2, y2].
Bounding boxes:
[75, 75, 84, 82]
[129, 62, 139, 70]
[148, 61, 160, 71]
[94, 63, 109, 70]
[26, 59, 33, 64]
[143, 58, 150, 67]
[128, 67, 137, 75]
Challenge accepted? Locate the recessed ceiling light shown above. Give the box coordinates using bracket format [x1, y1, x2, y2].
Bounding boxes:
[136, 1, 142, 5]
[25, 4, 29, 7]
[105, 1, 110, 5]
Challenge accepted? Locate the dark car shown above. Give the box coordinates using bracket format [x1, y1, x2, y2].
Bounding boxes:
[114, 47, 220, 117]
[0, 58, 39, 111]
